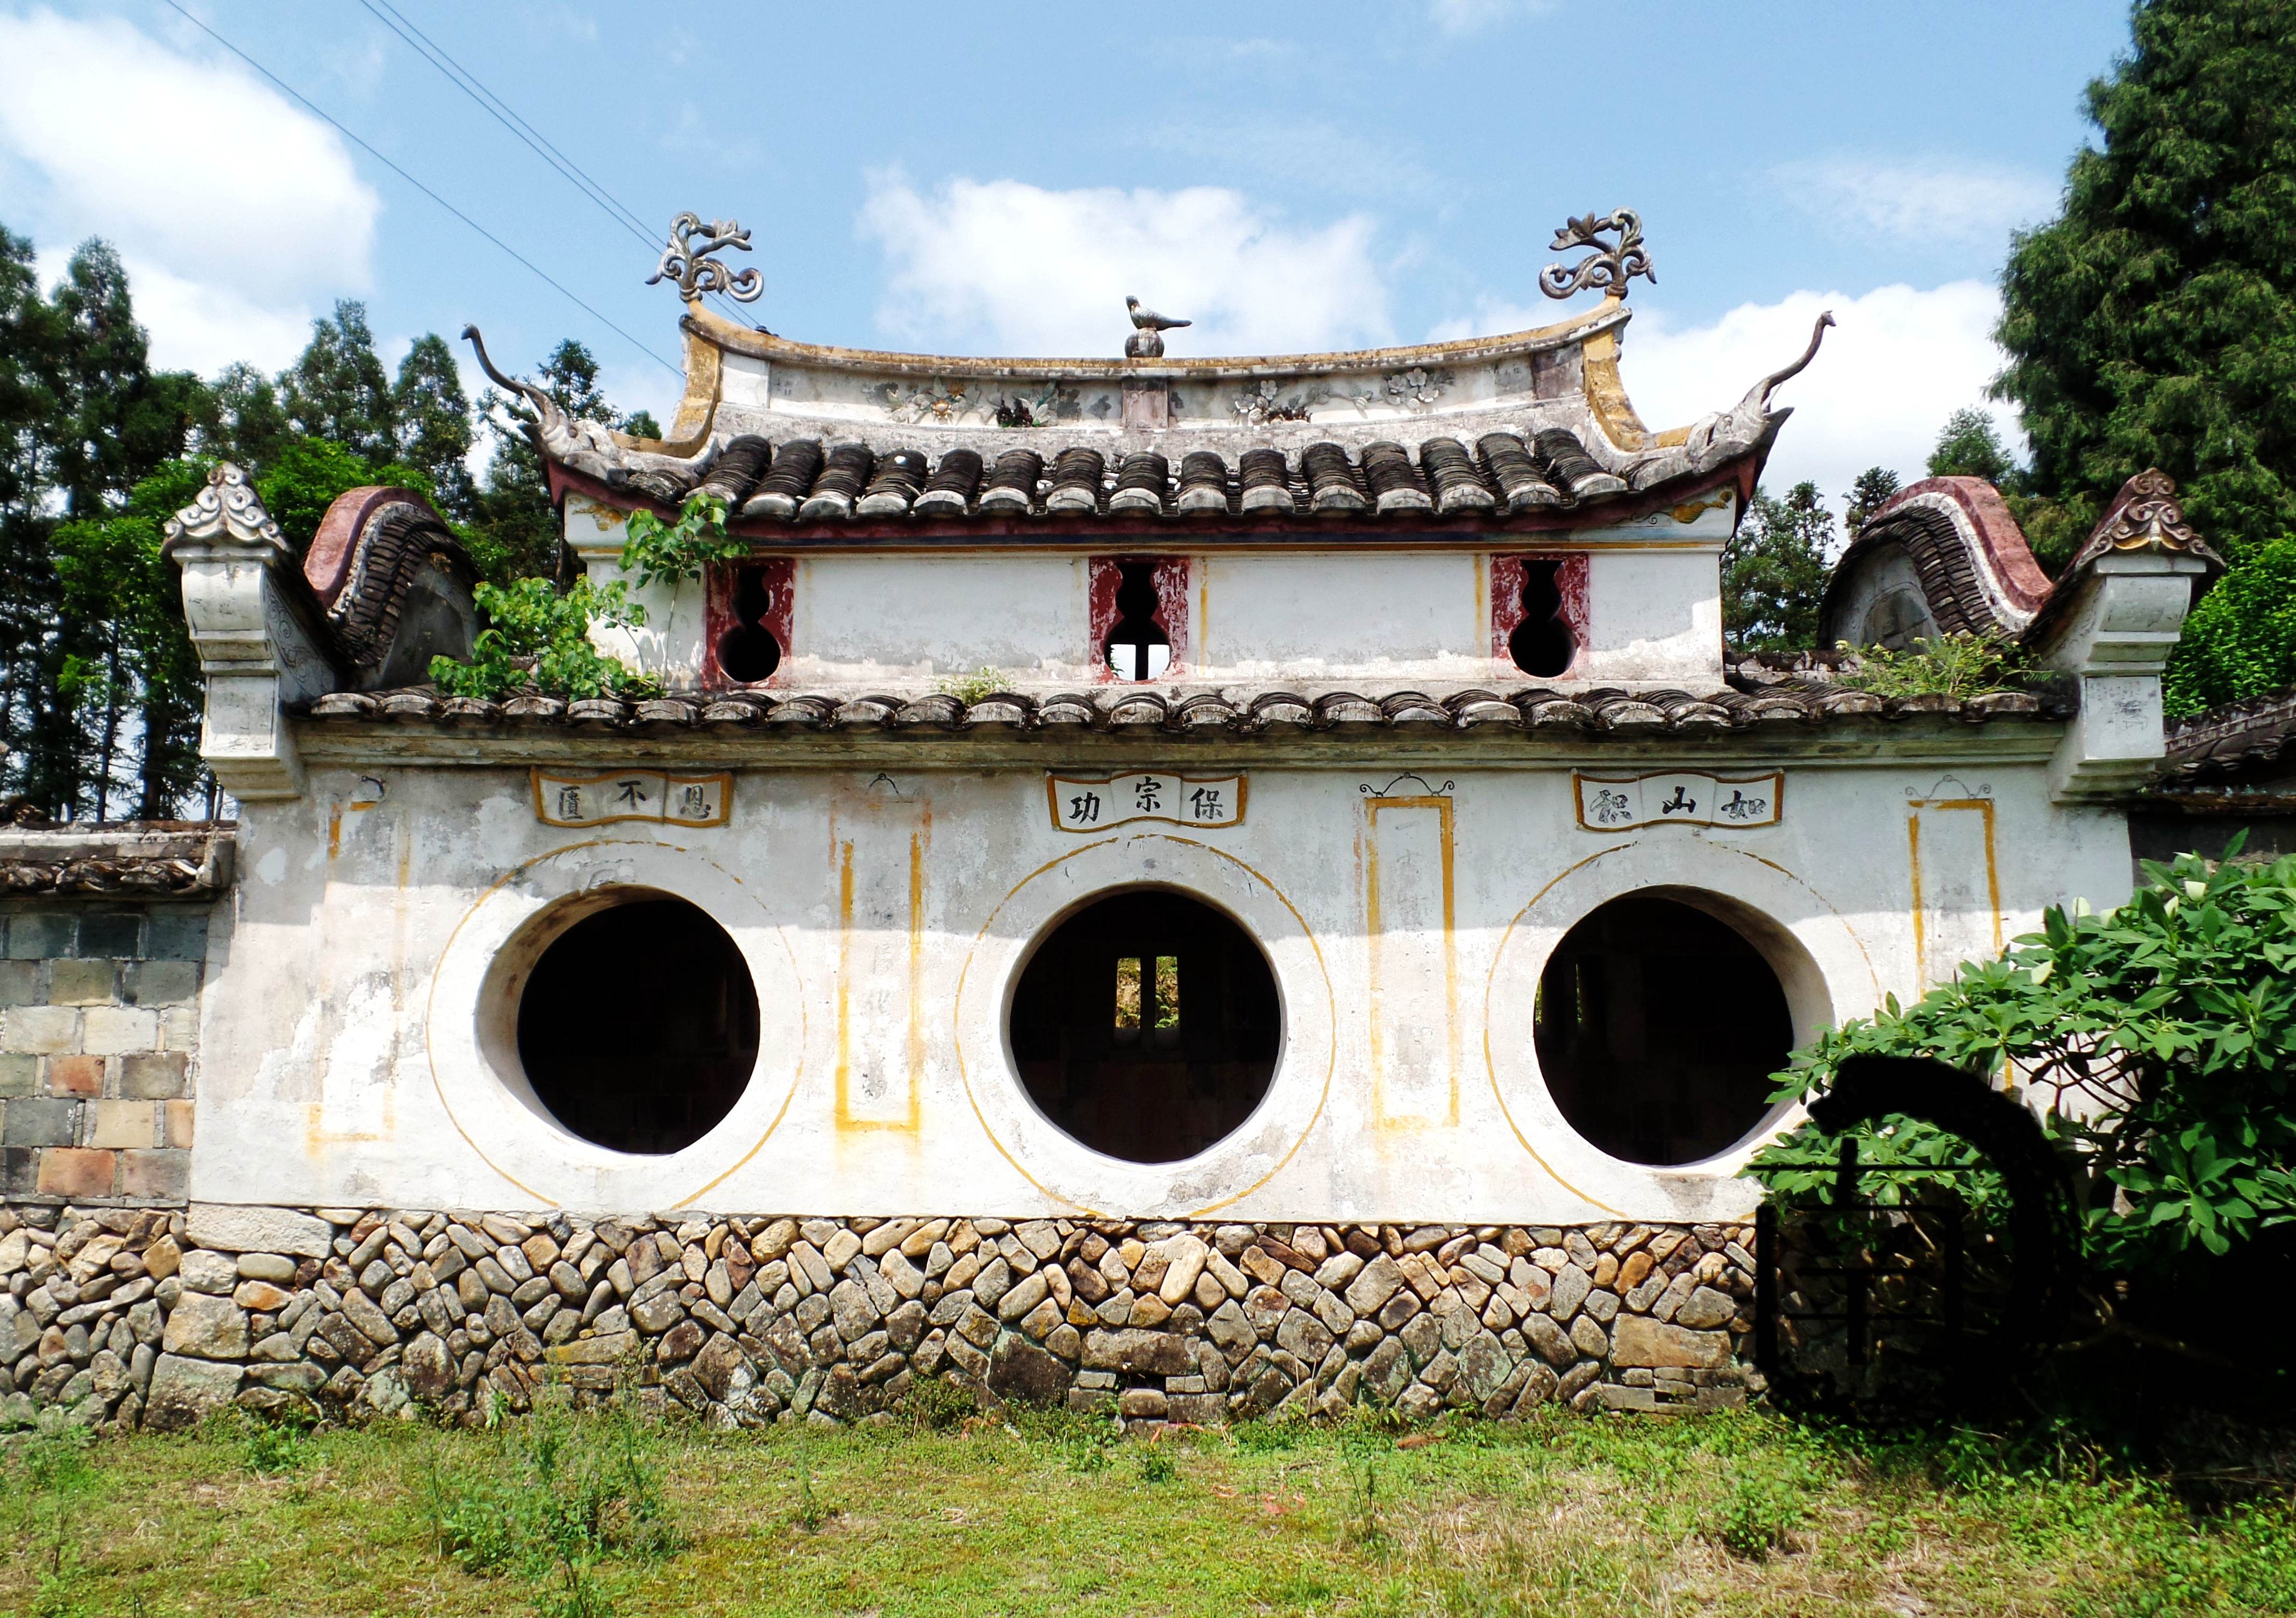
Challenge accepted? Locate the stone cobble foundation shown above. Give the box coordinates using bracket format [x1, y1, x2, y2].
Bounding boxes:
[0, 1204, 1760, 1434]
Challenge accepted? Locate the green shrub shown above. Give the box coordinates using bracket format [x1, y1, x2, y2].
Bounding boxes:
[1834, 631, 2033, 701]
[618, 493, 742, 590]
[1749, 844, 2296, 1271]
[429, 578, 650, 702]
[2164, 537, 2296, 716]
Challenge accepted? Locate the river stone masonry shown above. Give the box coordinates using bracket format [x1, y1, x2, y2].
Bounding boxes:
[0, 1204, 1758, 1432]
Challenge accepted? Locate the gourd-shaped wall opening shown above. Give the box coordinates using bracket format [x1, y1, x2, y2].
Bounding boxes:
[1007, 888, 1280, 1163]
[1103, 561, 1173, 681]
[1533, 893, 1792, 1165]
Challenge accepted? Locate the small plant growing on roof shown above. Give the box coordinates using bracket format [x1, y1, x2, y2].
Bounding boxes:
[429, 578, 653, 702]
[936, 667, 1007, 706]
[1831, 631, 2032, 701]
[619, 491, 744, 589]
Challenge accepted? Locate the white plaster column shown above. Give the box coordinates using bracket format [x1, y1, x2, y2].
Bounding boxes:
[2031, 552, 2213, 802]
[163, 464, 336, 801]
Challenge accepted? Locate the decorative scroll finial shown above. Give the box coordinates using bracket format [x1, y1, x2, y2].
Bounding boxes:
[2065, 468, 2226, 574]
[1539, 209, 1655, 301]
[161, 463, 287, 557]
[646, 212, 762, 303]
[1124, 295, 1190, 359]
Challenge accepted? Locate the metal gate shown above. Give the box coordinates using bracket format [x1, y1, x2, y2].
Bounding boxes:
[1753, 1136, 2012, 1406]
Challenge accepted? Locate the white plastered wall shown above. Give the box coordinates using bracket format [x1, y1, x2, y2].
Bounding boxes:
[192, 756, 2129, 1223]
[558, 495, 1735, 691]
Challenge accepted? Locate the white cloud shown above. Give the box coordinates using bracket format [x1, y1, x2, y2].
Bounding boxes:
[1436, 282, 2021, 511]
[1771, 157, 2057, 246]
[1424, 0, 1553, 35]
[858, 174, 1393, 357]
[0, 8, 379, 372]
[108, 256, 313, 377]
[1622, 282, 2022, 510]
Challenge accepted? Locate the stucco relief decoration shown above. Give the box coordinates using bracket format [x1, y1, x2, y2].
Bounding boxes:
[1047, 772, 1246, 831]
[161, 462, 288, 558]
[1384, 367, 1453, 411]
[2064, 468, 2227, 575]
[868, 380, 973, 423]
[1572, 770, 1783, 831]
[645, 211, 763, 303]
[532, 768, 731, 828]
[992, 385, 1083, 429]
[1230, 379, 1323, 426]
[1539, 208, 1656, 301]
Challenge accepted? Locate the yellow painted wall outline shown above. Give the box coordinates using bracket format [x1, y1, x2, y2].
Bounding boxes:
[1364, 794, 1458, 1128]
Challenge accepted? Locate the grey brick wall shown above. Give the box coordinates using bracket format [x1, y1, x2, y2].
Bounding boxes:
[0, 902, 211, 1203]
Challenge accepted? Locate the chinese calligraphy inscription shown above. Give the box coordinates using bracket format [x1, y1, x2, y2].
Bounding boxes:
[1047, 772, 1246, 832]
[1572, 771, 1782, 832]
[532, 768, 732, 829]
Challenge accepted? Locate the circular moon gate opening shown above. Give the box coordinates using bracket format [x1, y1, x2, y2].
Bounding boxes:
[515, 896, 760, 1154]
[1008, 889, 1281, 1164]
[1533, 893, 1793, 1165]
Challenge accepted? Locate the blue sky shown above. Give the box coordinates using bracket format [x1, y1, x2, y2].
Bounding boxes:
[2, 1, 2133, 513]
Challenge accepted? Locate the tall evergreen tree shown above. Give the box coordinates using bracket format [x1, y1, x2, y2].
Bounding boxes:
[391, 333, 473, 519]
[1927, 407, 2019, 484]
[1993, 0, 2296, 567]
[279, 300, 394, 463]
[1842, 466, 1902, 533]
[0, 224, 68, 814]
[204, 361, 293, 472]
[1723, 481, 1835, 654]
[31, 240, 205, 818]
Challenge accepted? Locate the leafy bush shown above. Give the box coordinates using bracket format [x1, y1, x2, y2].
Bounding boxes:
[1750, 845, 2296, 1270]
[255, 434, 438, 550]
[618, 492, 742, 591]
[429, 578, 649, 701]
[2163, 537, 2296, 717]
[1834, 631, 2033, 701]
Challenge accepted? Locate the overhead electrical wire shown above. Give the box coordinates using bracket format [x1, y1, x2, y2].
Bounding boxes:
[351, 0, 768, 334]
[158, 0, 681, 376]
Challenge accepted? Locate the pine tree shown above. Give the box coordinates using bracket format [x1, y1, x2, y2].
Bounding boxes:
[1723, 482, 1835, 654]
[0, 224, 69, 814]
[391, 334, 473, 519]
[205, 361, 293, 471]
[1842, 467, 1902, 533]
[1993, 0, 2296, 566]
[1927, 408, 2019, 485]
[38, 240, 206, 818]
[279, 300, 394, 464]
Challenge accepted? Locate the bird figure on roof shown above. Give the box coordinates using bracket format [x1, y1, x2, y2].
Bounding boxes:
[1124, 295, 1190, 359]
[1127, 296, 1190, 332]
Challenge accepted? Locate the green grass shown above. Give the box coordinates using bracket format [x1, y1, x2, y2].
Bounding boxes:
[2, 1401, 2291, 1617]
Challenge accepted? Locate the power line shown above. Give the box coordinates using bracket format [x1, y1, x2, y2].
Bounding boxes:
[352, 0, 766, 334]
[158, 0, 680, 377]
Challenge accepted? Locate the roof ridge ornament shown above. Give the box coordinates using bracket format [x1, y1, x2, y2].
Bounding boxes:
[161, 463, 288, 558]
[646, 211, 763, 304]
[1539, 209, 1655, 301]
[1124, 295, 1191, 359]
[2067, 468, 2226, 573]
